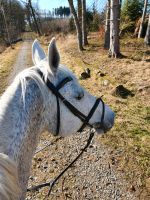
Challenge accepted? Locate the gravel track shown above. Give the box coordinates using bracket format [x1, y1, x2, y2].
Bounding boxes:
[9, 40, 32, 84]
[27, 131, 140, 200]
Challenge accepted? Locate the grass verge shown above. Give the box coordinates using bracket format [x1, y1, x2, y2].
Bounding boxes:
[0, 43, 22, 95]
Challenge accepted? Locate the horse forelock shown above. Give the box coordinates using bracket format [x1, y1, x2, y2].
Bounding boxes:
[14, 66, 48, 106]
[0, 153, 21, 200]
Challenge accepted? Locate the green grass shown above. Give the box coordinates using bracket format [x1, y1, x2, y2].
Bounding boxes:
[130, 128, 149, 137]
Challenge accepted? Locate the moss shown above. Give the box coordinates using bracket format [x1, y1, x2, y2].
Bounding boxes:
[130, 128, 149, 137]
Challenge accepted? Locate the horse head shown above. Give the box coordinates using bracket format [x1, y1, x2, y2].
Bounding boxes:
[32, 38, 115, 137]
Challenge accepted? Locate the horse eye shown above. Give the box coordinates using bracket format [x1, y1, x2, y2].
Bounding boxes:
[75, 92, 84, 100]
[76, 96, 82, 100]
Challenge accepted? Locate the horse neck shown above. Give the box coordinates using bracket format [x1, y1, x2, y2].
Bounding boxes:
[0, 78, 44, 197]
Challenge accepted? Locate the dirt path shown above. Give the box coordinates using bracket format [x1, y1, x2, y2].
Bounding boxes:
[27, 132, 139, 200]
[9, 41, 33, 83]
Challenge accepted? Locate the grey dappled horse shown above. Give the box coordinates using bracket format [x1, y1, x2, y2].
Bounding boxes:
[0, 38, 115, 200]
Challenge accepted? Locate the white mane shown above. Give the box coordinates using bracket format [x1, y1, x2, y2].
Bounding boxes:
[17, 65, 48, 105]
[0, 153, 20, 200]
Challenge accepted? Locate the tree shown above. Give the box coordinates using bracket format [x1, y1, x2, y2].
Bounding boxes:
[138, 0, 148, 38]
[121, 0, 143, 22]
[28, 0, 42, 36]
[144, 14, 150, 45]
[78, 0, 82, 25]
[63, 7, 70, 17]
[68, 0, 83, 51]
[82, 0, 88, 45]
[54, 6, 70, 18]
[104, 0, 110, 49]
[0, 0, 25, 45]
[0, 4, 11, 46]
[109, 0, 121, 58]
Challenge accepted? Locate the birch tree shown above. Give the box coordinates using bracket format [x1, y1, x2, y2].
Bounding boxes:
[82, 0, 88, 45]
[68, 0, 83, 51]
[104, 0, 110, 49]
[109, 0, 121, 58]
[138, 0, 148, 38]
[144, 14, 150, 45]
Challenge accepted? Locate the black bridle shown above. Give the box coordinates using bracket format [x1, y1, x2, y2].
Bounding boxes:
[37, 69, 105, 136]
[27, 69, 106, 196]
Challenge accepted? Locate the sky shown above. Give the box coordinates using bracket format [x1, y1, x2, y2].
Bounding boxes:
[38, 0, 69, 10]
[37, 0, 107, 12]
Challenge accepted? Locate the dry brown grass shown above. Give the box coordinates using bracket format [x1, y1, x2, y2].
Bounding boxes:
[0, 43, 22, 95]
[38, 33, 150, 198]
[0, 44, 6, 54]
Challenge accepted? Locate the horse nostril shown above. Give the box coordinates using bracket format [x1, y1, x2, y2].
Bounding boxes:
[75, 91, 84, 100]
[76, 95, 82, 100]
[93, 122, 102, 129]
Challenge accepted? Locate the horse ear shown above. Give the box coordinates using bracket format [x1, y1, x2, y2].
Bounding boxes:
[32, 39, 46, 65]
[48, 38, 60, 74]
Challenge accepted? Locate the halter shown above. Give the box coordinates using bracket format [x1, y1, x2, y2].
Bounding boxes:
[37, 69, 105, 136]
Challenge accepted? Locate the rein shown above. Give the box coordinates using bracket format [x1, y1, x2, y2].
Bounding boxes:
[37, 69, 105, 136]
[27, 129, 95, 196]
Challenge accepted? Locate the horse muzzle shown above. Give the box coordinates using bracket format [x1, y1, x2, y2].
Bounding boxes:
[93, 111, 115, 134]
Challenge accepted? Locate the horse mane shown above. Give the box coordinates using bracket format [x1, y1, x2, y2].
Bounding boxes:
[0, 66, 48, 199]
[17, 65, 49, 105]
[0, 153, 20, 200]
[0, 61, 75, 196]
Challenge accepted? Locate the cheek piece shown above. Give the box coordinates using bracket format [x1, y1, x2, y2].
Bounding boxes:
[37, 69, 105, 136]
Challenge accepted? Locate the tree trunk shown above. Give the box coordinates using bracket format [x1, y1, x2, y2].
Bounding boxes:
[138, 0, 148, 38]
[26, 4, 33, 31]
[68, 0, 84, 51]
[82, 0, 88, 45]
[109, 0, 121, 58]
[78, 0, 82, 26]
[144, 14, 150, 45]
[0, 5, 12, 47]
[77, 0, 83, 46]
[104, 0, 110, 49]
[28, 0, 41, 36]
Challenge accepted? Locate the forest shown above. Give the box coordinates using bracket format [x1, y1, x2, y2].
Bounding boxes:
[0, 0, 150, 52]
[0, 0, 150, 200]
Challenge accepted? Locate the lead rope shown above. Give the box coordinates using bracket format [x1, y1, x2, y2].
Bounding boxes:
[27, 129, 95, 197]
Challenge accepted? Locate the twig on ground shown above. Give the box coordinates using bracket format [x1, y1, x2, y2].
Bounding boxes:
[35, 137, 62, 154]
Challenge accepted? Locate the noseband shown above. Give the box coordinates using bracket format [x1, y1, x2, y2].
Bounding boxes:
[37, 70, 105, 136]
